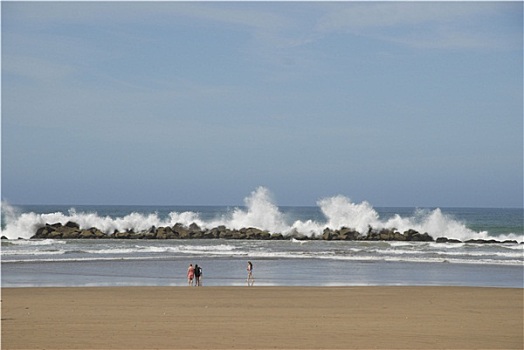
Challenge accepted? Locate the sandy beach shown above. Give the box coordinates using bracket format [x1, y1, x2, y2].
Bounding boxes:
[2, 286, 522, 349]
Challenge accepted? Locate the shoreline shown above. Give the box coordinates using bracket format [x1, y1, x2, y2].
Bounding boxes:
[2, 286, 523, 349]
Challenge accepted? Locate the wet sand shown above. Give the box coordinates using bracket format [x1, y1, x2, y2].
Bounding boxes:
[2, 286, 522, 349]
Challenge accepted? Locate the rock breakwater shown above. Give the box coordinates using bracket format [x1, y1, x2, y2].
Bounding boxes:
[23, 221, 518, 244]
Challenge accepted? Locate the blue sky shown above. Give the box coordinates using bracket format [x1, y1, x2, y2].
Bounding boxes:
[2, 1, 523, 207]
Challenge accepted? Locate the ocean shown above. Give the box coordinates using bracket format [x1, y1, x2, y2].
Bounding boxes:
[2, 189, 523, 288]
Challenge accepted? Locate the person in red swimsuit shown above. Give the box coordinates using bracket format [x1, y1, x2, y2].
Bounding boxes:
[187, 264, 195, 286]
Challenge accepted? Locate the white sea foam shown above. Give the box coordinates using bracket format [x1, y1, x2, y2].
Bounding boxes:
[1, 188, 522, 242]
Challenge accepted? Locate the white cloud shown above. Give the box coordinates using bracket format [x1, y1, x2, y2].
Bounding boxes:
[3, 54, 74, 82]
[315, 2, 518, 50]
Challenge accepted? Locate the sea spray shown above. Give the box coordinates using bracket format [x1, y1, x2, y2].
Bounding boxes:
[221, 187, 288, 233]
[318, 195, 379, 234]
[1, 188, 522, 242]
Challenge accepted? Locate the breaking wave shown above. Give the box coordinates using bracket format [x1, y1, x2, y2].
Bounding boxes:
[1, 186, 522, 242]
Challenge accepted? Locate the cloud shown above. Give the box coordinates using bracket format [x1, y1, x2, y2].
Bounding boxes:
[3, 54, 74, 82]
[315, 2, 520, 50]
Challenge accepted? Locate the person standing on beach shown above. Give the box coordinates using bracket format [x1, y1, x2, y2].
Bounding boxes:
[194, 264, 202, 286]
[187, 264, 195, 286]
[247, 261, 254, 286]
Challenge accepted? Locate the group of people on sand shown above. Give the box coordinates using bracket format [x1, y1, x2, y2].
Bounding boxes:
[187, 261, 255, 286]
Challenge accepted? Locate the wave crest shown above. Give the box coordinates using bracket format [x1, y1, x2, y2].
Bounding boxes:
[1, 188, 522, 242]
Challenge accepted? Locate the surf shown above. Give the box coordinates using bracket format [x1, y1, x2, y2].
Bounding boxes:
[1, 187, 523, 242]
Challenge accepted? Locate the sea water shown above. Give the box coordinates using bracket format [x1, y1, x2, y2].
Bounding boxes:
[2, 187, 523, 288]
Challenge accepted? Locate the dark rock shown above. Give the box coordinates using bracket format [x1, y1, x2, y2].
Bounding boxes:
[34, 225, 52, 238]
[62, 229, 81, 239]
[465, 239, 501, 244]
[219, 229, 233, 239]
[173, 224, 190, 239]
[393, 232, 406, 241]
[378, 229, 396, 241]
[114, 231, 131, 239]
[436, 237, 462, 243]
[339, 227, 359, 240]
[145, 230, 157, 239]
[65, 221, 80, 229]
[404, 229, 420, 239]
[322, 228, 335, 240]
[80, 230, 96, 239]
[156, 226, 174, 239]
[259, 231, 271, 240]
[189, 223, 201, 233]
[403, 229, 434, 242]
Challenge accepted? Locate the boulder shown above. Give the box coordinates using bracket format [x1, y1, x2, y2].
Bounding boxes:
[393, 232, 406, 241]
[80, 230, 96, 239]
[173, 224, 190, 239]
[465, 239, 501, 244]
[189, 223, 202, 234]
[271, 233, 285, 240]
[403, 230, 434, 242]
[156, 226, 174, 239]
[322, 228, 335, 240]
[339, 227, 359, 240]
[436, 237, 462, 244]
[65, 221, 80, 229]
[114, 231, 131, 239]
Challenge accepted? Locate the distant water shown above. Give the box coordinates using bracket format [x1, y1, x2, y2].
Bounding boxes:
[1, 187, 523, 288]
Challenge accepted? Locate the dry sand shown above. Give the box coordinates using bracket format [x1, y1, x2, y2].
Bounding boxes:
[1, 286, 522, 349]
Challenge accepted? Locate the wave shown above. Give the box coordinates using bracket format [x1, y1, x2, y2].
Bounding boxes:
[3, 248, 521, 266]
[2, 187, 522, 242]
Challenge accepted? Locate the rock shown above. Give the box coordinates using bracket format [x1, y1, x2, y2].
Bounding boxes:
[156, 226, 174, 239]
[436, 237, 462, 243]
[173, 223, 190, 238]
[378, 229, 396, 241]
[62, 229, 81, 239]
[411, 232, 434, 242]
[393, 232, 406, 241]
[33, 225, 52, 239]
[189, 223, 201, 233]
[65, 221, 80, 229]
[191, 231, 204, 239]
[114, 231, 131, 239]
[145, 230, 157, 239]
[31, 222, 445, 243]
[219, 229, 233, 239]
[259, 231, 272, 240]
[339, 227, 359, 240]
[1, 236, 7, 240]
[465, 239, 501, 244]
[322, 228, 335, 240]
[403, 229, 434, 242]
[403, 229, 420, 239]
[80, 230, 95, 239]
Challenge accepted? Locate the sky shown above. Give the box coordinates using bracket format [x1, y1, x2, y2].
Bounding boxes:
[2, 1, 523, 208]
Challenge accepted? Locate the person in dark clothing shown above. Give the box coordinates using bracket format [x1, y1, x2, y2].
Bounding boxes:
[194, 264, 202, 286]
[247, 261, 254, 286]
